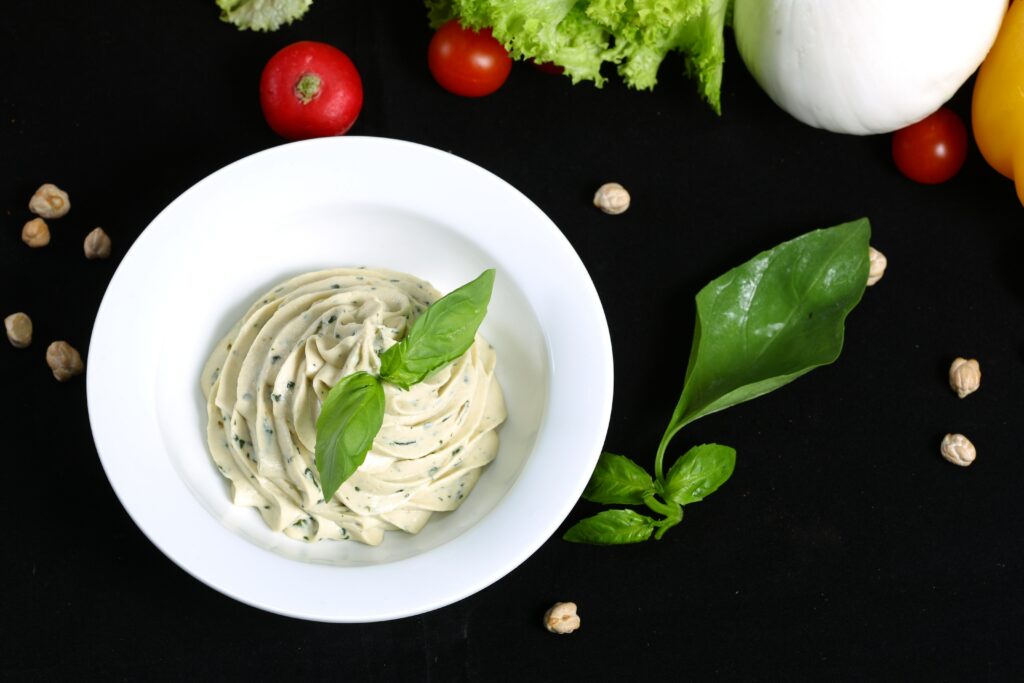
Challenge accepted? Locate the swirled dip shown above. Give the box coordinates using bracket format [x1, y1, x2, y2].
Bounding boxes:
[201, 268, 506, 545]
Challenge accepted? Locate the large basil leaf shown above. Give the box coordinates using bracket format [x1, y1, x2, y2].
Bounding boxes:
[667, 219, 870, 434]
[562, 509, 657, 545]
[314, 371, 385, 500]
[663, 444, 736, 506]
[380, 269, 495, 390]
[582, 452, 656, 505]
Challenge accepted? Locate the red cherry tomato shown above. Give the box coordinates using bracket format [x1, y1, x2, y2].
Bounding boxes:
[428, 21, 512, 97]
[891, 107, 968, 184]
[260, 41, 363, 140]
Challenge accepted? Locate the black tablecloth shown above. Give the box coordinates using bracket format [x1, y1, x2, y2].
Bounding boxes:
[3, 3, 1022, 680]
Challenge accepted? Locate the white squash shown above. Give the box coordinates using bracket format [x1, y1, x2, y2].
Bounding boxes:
[733, 0, 1007, 135]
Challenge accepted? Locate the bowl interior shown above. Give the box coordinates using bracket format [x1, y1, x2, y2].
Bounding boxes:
[153, 202, 549, 566]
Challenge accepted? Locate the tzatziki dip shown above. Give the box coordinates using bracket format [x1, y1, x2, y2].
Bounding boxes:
[201, 268, 506, 545]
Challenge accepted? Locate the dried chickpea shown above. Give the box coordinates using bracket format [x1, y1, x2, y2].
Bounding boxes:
[84, 227, 112, 260]
[29, 183, 70, 219]
[21, 218, 50, 247]
[5, 313, 32, 348]
[940, 433, 976, 467]
[543, 602, 581, 634]
[867, 247, 887, 286]
[593, 182, 631, 215]
[948, 358, 981, 399]
[46, 341, 84, 381]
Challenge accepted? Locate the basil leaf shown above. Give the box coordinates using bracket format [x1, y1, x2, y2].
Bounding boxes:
[314, 371, 385, 501]
[582, 452, 655, 505]
[380, 269, 495, 390]
[668, 219, 870, 433]
[562, 509, 657, 545]
[663, 444, 736, 505]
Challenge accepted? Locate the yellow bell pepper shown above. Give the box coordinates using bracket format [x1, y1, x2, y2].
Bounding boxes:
[973, 0, 1024, 205]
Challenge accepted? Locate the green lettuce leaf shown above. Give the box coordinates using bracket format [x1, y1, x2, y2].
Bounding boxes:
[217, 0, 313, 32]
[428, 0, 612, 85]
[677, 0, 728, 113]
[426, 0, 727, 111]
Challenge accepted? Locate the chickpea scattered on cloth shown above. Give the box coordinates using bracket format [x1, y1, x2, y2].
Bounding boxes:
[940, 433, 976, 467]
[84, 227, 112, 260]
[543, 602, 581, 634]
[867, 247, 887, 286]
[948, 358, 980, 399]
[29, 183, 70, 219]
[46, 341, 84, 382]
[22, 218, 50, 247]
[5, 313, 32, 348]
[593, 183, 630, 215]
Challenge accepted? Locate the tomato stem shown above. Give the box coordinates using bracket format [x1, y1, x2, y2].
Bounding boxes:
[294, 73, 322, 105]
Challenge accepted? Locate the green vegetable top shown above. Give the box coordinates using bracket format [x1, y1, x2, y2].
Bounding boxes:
[427, 0, 729, 113]
[217, 0, 313, 32]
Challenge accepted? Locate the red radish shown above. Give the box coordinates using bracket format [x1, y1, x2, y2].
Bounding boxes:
[260, 41, 363, 140]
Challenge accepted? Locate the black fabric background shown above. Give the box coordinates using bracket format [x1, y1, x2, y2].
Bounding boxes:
[2, 3, 1023, 681]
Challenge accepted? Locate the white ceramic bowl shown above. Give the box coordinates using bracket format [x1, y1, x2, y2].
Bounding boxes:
[87, 137, 613, 622]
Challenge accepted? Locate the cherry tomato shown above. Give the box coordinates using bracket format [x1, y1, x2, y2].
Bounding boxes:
[428, 21, 512, 97]
[260, 41, 363, 141]
[891, 107, 968, 184]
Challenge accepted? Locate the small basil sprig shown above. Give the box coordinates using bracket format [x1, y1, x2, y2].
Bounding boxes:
[314, 269, 495, 500]
[565, 219, 871, 545]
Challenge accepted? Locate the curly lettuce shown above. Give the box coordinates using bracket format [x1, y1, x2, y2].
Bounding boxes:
[217, 0, 313, 32]
[426, 0, 728, 113]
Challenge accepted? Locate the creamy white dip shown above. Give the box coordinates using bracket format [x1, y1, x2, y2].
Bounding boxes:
[201, 268, 506, 545]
